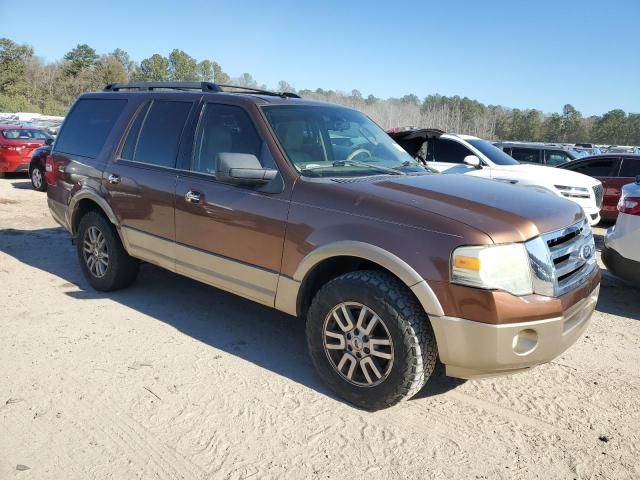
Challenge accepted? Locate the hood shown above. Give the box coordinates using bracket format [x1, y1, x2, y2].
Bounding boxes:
[493, 163, 601, 187]
[339, 174, 585, 244]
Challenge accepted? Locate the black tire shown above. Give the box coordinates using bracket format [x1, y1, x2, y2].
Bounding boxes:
[30, 165, 47, 191]
[77, 211, 139, 291]
[306, 270, 437, 411]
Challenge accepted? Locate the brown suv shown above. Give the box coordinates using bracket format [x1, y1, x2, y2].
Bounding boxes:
[46, 82, 600, 410]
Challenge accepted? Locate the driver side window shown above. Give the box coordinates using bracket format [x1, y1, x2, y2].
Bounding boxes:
[433, 139, 473, 164]
[192, 103, 275, 175]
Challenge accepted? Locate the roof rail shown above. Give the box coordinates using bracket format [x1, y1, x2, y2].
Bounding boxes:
[103, 82, 223, 92]
[103, 82, 301, 98]
[217, 84, 301, 98]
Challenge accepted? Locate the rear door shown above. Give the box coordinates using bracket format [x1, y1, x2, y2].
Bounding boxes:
[544, 149, 574, 166]
[103, 95, 197, 271]
[510, 147, 542, 164]
[173, 100, 289, 306]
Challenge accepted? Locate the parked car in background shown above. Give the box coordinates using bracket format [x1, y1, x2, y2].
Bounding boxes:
[0, 125, 52, 176]
[558, 154, 640, 220]
[29, 144, 52, 191]
[388, 129, 604, 225]
[602, 177, 640, 285]
[494, 142, 578, 166]
[46, 82, 600, 410]
[607, 146, 639, 154]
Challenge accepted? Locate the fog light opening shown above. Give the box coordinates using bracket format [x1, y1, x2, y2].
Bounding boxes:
[512, 329, 538, 356]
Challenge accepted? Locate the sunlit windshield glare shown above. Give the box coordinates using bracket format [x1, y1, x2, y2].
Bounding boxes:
[263, 106, 428, 176]
[468, 139, 520, 166]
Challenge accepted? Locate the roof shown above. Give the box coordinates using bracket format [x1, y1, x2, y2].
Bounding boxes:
[577, 153, 640, 160]
[97, 81, 342, 109]
[85, 89, 353, 109]
[0, 124, 44, 130]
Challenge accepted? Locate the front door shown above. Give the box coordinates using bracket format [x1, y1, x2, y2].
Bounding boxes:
[429, 138, 482, 175]
[104, 97, 196, 271]
[174, 102, 289, 306]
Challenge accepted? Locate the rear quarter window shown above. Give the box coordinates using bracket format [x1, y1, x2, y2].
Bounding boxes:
[55, 98, 127, 158]
[619, 158, 640, 178]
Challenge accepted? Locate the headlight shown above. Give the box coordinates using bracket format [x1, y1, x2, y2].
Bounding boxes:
[451, 243, 533, 296]
[554, 185, 590, 199]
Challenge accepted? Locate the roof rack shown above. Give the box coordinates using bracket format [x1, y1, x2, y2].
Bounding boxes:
[103, 81, 301, 98]
[104, 82, 223, 92]
[217, 84, 300, 99]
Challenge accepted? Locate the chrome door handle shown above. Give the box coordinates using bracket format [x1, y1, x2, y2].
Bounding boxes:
[185, 190, 202, 203]
[108, 174, 120, 184]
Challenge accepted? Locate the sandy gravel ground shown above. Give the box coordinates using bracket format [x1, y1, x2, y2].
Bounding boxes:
[0, 175, 639, 480]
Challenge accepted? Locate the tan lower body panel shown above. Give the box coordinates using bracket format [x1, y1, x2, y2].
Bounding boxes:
[121, 226, 176, 272]
[432, 285, 600, 379]
[121, 226, 278, 307]
[174, 242, 278, 307]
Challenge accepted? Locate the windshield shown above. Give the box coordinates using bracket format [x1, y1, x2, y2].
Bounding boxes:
[1, 129, 50, 140]
[262, 105, 429, 177]
[468, 139, 520, 166]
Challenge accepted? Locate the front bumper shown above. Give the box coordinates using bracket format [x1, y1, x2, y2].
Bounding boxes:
[582, 205, 601, 226]
[431, 285, 599, 379]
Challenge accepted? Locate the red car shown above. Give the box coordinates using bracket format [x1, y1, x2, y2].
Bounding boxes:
[558, 154, 640, 221]
[0, 125, 52, 176]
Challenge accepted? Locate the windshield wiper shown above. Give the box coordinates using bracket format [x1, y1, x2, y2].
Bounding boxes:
[331, 160, 405, 175]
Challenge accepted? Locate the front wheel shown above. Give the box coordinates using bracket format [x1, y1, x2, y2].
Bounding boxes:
[306, 270, 437, 410]
[30, 165, 46, 191]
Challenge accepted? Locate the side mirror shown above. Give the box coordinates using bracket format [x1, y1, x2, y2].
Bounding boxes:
[216, 152, 278, 185]
[45, 137, 54, 146]
[464, 155, 482, 169]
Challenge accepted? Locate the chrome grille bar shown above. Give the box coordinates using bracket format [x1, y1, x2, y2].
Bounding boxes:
[526, 218, 597, 297]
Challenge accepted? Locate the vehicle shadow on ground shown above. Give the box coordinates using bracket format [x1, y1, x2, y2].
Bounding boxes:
[0, 226, 463, 407]
[10, 181, 33, 190]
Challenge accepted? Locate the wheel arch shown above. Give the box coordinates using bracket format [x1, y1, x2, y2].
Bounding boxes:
[68, 188, 120, 236]
[276, 241, 444, 319]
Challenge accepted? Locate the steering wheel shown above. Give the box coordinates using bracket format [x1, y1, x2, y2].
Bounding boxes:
[346, 148, 372, 162]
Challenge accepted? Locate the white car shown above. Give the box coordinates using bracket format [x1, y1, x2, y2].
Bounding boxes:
[389, 130, 604, 226]
[603, 179, 640, 285]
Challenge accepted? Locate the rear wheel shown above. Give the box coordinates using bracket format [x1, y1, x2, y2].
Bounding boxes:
[306, 270, 437, 410]
[77, 211, 139, 291]
[30, 165, 46, 191]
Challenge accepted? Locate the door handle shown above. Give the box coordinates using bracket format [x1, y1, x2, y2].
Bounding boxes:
[185, 190, 202, 203]
[108, 174, 120, 184]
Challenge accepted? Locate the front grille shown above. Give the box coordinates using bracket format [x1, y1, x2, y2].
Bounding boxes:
[593, 184, 604, 208]
[541, 219, 596, 296]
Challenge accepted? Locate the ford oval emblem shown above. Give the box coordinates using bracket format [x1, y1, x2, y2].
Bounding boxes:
[581, 244, 593, 260]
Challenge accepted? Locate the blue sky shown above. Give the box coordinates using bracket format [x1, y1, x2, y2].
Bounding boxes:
[2, 0, 639, 115]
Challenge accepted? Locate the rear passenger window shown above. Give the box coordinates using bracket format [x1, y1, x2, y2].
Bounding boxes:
[433, 139, 472, 164]
[120, 100, 192, 168]
[545, 150, 572, 166]
[55, 98, 127, 158]
[570, 159, 617, 177]
[619, 158, 640, 178]
[191, 103, 272, 175]
[511, 148, 541, 164]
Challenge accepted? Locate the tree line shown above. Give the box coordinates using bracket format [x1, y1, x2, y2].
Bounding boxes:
[1, 38, 639, 146]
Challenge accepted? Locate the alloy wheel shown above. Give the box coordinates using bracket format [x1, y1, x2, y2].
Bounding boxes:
[82, 226, 109, 278]
[31, 168, 42, 189]
[323, 302, 394, 387]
